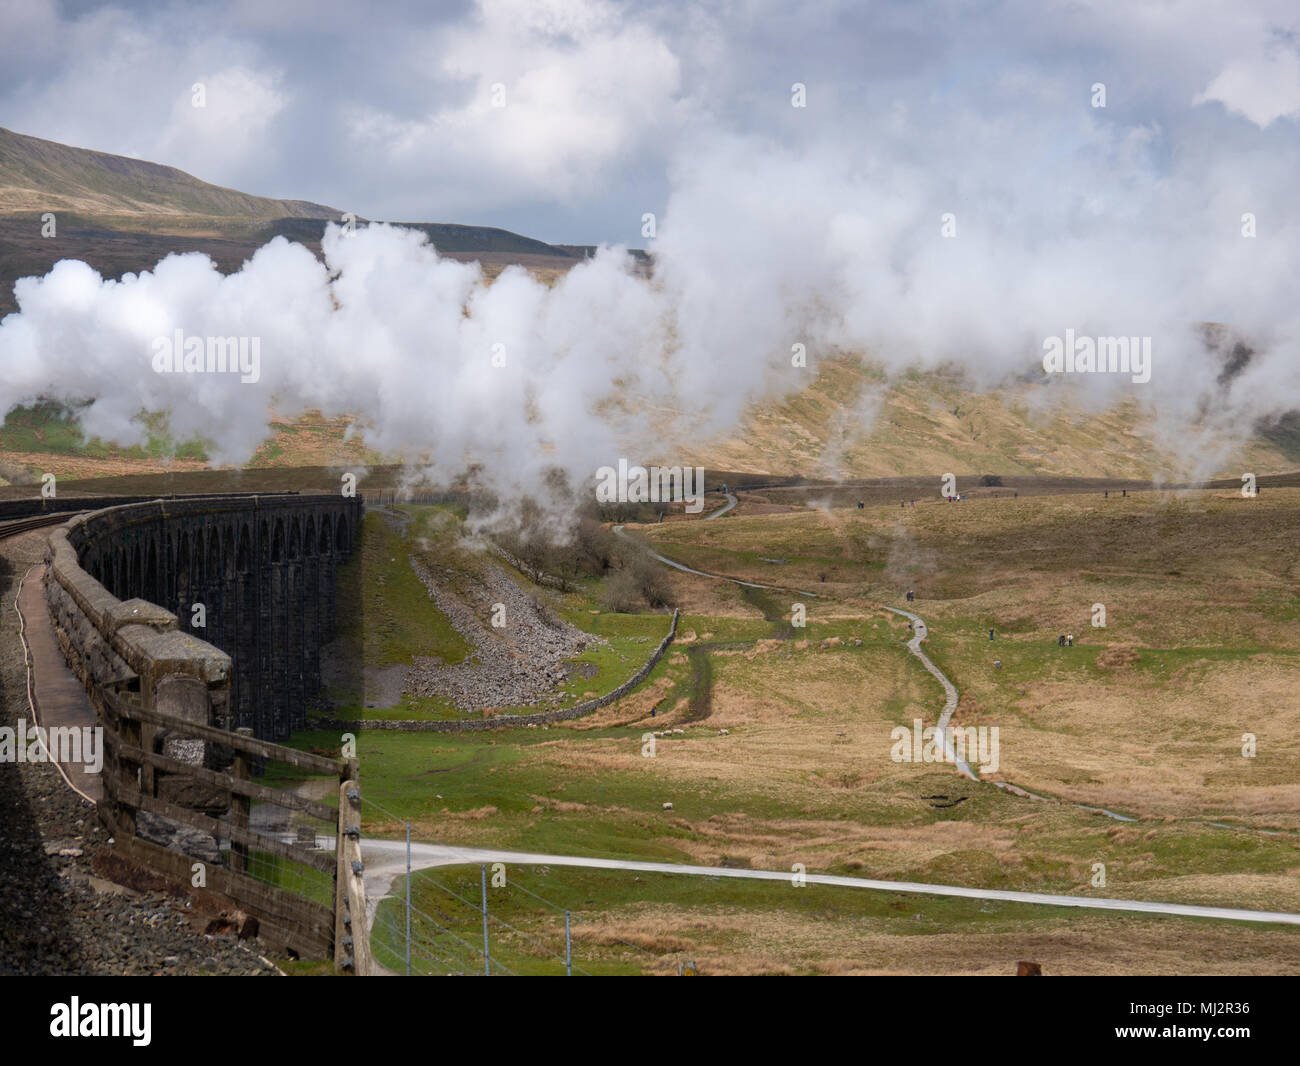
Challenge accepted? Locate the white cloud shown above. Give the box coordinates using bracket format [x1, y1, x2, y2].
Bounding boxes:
[346, 0, 681, 210]
[2, 6, 288, 196]
[155, 67, 288, 182]
[1194, 46, 1300, 127]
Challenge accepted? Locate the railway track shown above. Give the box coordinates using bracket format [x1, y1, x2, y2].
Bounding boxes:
[0, 512, 80, 539]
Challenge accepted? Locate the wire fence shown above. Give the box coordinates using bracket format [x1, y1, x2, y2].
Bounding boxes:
[359, 794, 677, 977]
[232, 798, 339, 907]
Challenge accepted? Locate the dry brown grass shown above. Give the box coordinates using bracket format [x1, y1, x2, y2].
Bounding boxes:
[670, 356, 1300, 481]
[560, 676, 678, 731]
[642, 489, 1300, 831]
[569, 903, 1300, 975]
[984, 661, 1300, 826]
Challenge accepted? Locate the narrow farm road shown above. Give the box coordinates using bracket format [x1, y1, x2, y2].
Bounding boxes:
[360, 839, 1300, 929]
[705, 492, 737, 519]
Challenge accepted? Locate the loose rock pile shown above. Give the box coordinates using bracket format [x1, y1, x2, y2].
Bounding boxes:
[405, 555, 604, 712]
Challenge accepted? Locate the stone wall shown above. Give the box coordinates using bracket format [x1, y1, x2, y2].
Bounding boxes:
[44, 494, 361, 741]
[45, 527, 230, 728]
[311, 609, 678, 733]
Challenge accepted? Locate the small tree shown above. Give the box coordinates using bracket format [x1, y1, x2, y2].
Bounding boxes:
[630, 553, 676, 608]
[601, 569, 642, 613]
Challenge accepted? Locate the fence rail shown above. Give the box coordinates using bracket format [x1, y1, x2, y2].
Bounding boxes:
[108, 696, 345, 775]
[98, 684, 371, 972]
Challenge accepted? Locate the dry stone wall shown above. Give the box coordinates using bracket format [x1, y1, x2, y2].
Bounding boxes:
[311, 608, 678, 733]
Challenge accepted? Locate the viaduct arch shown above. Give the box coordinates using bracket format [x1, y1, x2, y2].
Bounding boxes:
[46, 494, 362, 742]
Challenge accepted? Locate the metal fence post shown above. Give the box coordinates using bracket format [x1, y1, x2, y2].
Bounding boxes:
[405, 821, 411, 976]
[481, 864, 490, 976]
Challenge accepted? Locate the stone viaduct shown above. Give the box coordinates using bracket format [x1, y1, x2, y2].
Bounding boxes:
[44, 494, 362, 742]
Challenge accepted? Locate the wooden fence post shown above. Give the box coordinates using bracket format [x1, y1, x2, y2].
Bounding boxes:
[334, 769, 372, 976]
[139, 719, 156, 798]
[230, 727, 253, 875]
[118, 713, 141, 840]
[92, 689, 359, 962]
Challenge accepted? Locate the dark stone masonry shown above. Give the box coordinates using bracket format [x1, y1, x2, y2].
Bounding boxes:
[46, 494, 361, 741]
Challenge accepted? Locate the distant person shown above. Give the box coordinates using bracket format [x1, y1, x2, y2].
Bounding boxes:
[858, 501, 864, 509]
[910, 499, 915, 507]
[1104, 490, 1108, 498]
[1013, 491, 1018, 499]
[1057, 635, 1065, 647]
[1067, 634, 1074, 647]
[1122, 489, 1127, 497]
[989, 629, 995, 641]
[906, 590, 915, 602]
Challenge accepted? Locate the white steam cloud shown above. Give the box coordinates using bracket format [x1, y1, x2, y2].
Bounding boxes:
[5, 85, 1300, 496]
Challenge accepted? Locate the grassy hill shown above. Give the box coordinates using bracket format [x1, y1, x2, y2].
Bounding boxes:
[0, 127, 593, 316]
[0, 126, 337, 220]
[675, 356, 1300, 482]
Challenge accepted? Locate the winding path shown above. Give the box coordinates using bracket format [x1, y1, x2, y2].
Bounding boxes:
[613, 494, 823, 599]
[621, 516, 1141, 822]
[878, 604, 972, 780]
[881, 605, 1136, 819]
[706, 492, 738, 519]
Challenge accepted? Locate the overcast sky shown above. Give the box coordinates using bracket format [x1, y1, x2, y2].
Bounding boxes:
[3, 0, 1300, 244]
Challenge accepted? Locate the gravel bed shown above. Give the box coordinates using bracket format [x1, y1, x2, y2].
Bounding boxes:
[0, 530, 275, 976]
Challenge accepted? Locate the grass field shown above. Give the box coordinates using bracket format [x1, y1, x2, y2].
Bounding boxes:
[370, 863, 1300, 976]
[265, 483, 1300, 975]
[638, 487, 1300, 829]
[0, 401, 382, 484]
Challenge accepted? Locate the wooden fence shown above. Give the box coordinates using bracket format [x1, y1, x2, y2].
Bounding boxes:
[98, 682, 372, 974]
